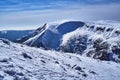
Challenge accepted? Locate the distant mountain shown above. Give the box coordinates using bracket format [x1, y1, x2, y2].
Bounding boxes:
[15, 24, 47, 43]
[24, 21, 85, 49]
[18, 20, 120, 62]
[2, 21, 119, 62]
[0, 38, 120, 80]
[0, 30, 32, 41]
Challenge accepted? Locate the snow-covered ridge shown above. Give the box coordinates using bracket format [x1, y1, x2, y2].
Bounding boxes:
[0, 39, 120, 80]
[0, 21, 120, 62]
[23, 21, 85, 49]
[22, 21, 120, 48]
[14, 20, 120, 62]
[62, 21, 120, 45]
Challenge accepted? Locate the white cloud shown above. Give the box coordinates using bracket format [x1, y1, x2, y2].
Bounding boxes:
[0, 3, 120, 30]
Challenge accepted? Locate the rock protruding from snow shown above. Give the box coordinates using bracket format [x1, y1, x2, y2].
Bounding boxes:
[0, 38, 10, 45]
[60, 22, 120, 62]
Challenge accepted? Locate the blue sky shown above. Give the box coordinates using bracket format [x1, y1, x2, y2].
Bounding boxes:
[0, 0, 120, 30]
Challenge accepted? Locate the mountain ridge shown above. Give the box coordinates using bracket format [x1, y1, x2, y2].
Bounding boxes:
[0, 20, 120, 62]
[16, 20, 120, 62]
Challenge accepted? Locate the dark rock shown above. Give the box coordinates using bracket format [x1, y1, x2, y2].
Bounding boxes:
[0, 38, 10, 45]
[89, 71, 97, 75]
[99, 50, 109, 61]
[0, 58, 8, 62]
[0, 74, 4, 80]
[22, 53, 32, 59]
[106, 28, 113, 32]
[93, 38, 103, 51]
[93, 50, 109, 61]
[16, 72, 24, 76]
[72, 64, 77, 69]
[118, 55, 120, 58]
[96, 27, 105, 32]
[75, 66, 82, 71]
[55, 61, 59, 64]
[4, 70, 16, 76]
[115, 30, 120, 35]
[41, 60, 46, 63]
[112, 46, 120, 55]
[82, 73, 87, 77]
[90, 26, 95, 30]
[100, 41, 109, 50]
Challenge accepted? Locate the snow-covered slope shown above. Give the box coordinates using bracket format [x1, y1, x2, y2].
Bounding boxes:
[61, 21, 120, 61]
[0, 39, 120, 80]
[16, 24, 47, 43]
[23, 21, 84, 49]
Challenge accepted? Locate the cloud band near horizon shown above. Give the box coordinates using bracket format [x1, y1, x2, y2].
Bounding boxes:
[0, 0, 120, 30]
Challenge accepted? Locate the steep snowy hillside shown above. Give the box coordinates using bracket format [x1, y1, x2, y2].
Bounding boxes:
[0, 39, 120, 80]
[0, 30, 32, 41]
[23, 21, 85, 49]
[16, 24, 47, 43]
[18, 20, 120, 62]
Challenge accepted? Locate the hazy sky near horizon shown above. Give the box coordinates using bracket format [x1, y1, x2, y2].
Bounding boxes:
[0, 0, 120, 30]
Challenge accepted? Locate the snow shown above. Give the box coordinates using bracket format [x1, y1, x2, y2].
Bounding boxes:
[0, 20, 119, 63]
[21, 21, 119, 51]
[61, 23, 120, 61]
[0, 39, 120, 80]
[23, 21, 85, 49]
[9, 20, 119, 62]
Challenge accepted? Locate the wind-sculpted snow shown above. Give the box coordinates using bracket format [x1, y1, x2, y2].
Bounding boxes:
[0, 39, 120, 80]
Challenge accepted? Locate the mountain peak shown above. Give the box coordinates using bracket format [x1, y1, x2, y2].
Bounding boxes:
[16, 20, 120, 62]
